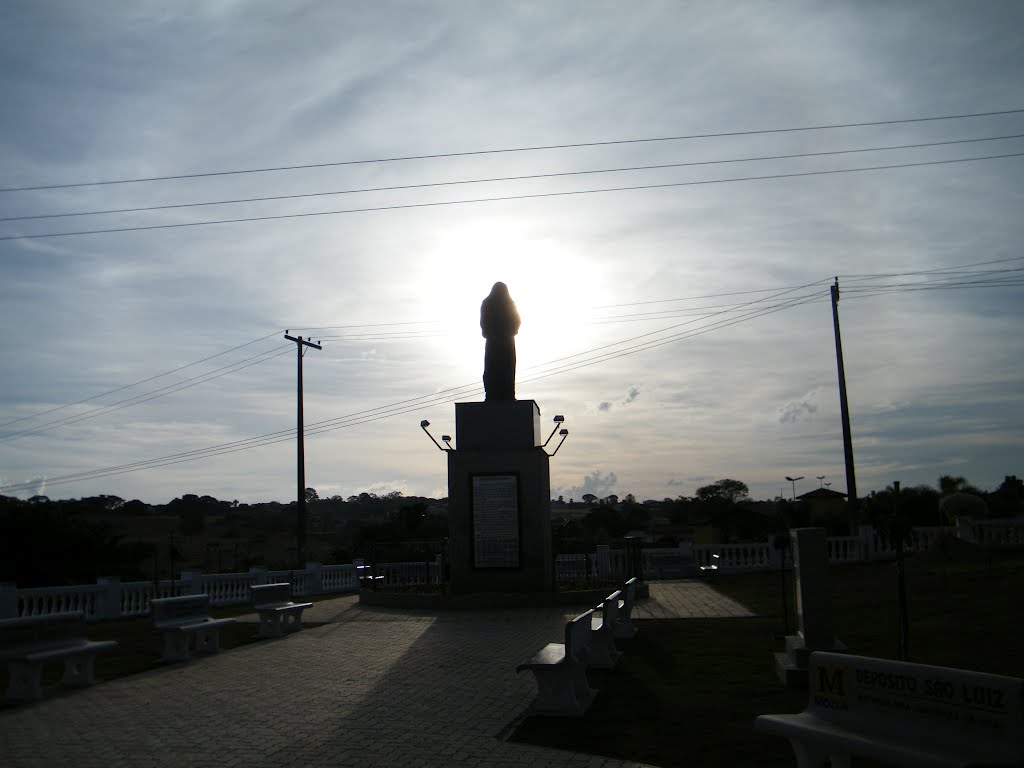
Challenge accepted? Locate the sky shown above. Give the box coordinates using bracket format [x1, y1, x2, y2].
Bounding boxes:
[2, 2, 1023, 507]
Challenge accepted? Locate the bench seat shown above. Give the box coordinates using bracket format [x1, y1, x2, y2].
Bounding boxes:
[150, 595, 235, 663]
[756, 651, 1024, 768]
[0, 613, 118, 701]
[250, 583, 313, 638]
[614, 576, 639, 640]
[588, 590, 622, 670]
[517, 609, 595, 717]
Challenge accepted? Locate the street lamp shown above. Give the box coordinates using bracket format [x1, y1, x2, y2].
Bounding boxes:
[785, 475, 804, 501]
[817, 475, 827, 488]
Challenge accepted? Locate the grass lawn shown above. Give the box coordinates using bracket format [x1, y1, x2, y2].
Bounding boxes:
[510, 552, 1024, 768]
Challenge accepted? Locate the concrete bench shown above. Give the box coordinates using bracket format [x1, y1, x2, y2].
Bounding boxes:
[614, 576, 639, 641]
[150, 594, 235, 663]
[516, 609, 596, 716]
[588, 590, 622, 670]
[756, 651, 1024, 768]
[0, 612, 118, 701]
[250, 582, 313, 638]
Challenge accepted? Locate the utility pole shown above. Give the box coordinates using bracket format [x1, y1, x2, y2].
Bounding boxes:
[284, 332, 321, 568]
[831, 278, 858, 530]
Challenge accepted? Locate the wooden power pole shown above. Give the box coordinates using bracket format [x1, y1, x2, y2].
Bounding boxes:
[830, 279, 858, 530]
[284, 332, 321, 568]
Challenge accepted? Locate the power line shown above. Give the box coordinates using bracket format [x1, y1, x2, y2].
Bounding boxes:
[3, 107, 1022, 193]
[6, 132, 1022, 224]
[0, 283, 840, 492]
[0, 346, 293, 442]
[3, 266, 1020, 494]
[5, 151, 1022, 242]
[0, 330, 283, 431]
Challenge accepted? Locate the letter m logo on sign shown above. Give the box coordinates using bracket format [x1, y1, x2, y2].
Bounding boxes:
[813, 662, 848, 709]
[817, 665, 846, 696]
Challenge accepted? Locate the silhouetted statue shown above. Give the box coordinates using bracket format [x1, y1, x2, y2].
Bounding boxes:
[480, 281, 521, 400]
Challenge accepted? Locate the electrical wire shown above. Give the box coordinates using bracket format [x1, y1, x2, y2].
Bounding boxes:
[3, 107, 1022, 193]
[0, 347, 294, 442]
[5, 132, 1022, 224]
[0, 330, 283, 431]
[4, 151, 1022, 242]
[2, 267, 1020, 494]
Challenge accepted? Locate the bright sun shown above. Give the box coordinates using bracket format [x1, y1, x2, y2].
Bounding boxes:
[418, 219, 607, 383]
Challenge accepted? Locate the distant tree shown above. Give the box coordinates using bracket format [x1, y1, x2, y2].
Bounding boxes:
[695, 479, 749, 504]
[121, 499, 149, 516]
[581, 493, 598, 505]
[989, 475, 1024, 518]
[305, 487, 319, 503]
[938, 475, 967, 495]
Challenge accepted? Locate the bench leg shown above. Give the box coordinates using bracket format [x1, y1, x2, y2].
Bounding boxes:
[258, 612, 282, 639]
[588, 637, 621, 670]
[61, 652, 98, 687]
[193, 627, 222, 655]
[613, 613, 637, 640]
[5, 660, 44, 701]
[281, 609, 304, 633]
[789, 739, 837, 768]
[526, 665, 595, 717]
[161, 631, 191, 663]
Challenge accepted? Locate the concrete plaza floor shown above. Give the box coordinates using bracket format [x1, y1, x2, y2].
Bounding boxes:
[0, 581, 753, 768]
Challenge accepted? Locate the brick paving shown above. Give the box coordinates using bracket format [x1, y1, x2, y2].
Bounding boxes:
[0, 580, 752, 767]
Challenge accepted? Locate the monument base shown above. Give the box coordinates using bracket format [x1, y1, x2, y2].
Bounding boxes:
[446, 400, 553, 595]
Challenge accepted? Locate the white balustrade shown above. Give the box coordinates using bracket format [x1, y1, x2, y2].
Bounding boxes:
[827, 536, 864, 563]
[15, 584, 104, 620]
[5, 517, 1022, 621]
[907, 525, 956, 553]
[972, 517, 1024, 547]
[321, 564, 358, 592]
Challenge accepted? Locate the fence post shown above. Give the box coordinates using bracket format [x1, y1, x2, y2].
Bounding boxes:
[245, 566, 267, 587]
[95, 576, 122, 620]
[767, 536, 781, 568]
[858, 524, 876, 561]
[956, 516, 975, 543]
[0, 583, 17, 619]
[305, 562, 323, 595]
[180, 569, 204, 595]
[595, 545, 610, 581]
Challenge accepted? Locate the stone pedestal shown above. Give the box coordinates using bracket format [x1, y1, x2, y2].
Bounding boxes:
[775, 527, 845, 687]
[446, 400, 552, 594]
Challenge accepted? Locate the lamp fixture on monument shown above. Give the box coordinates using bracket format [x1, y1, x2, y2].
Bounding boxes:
[542, 415, 566, 447]
[420, 420, 452, 452]
[545, 428, 569, 457]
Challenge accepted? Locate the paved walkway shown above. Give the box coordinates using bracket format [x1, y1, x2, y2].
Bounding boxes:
[0, 581, 753, 768]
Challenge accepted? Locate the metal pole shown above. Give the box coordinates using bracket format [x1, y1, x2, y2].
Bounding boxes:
[285, 333, 321, 569]
[297, 336, 305, 567]
[831, 279, 859, 530]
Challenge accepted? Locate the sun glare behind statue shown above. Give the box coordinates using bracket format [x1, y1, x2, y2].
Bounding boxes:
[418, 223, 607, 390]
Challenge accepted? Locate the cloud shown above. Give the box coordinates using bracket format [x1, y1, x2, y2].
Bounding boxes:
[595, 385, 640, 413]
[778, 389, 820, 424]
[557, 470, 619, 501]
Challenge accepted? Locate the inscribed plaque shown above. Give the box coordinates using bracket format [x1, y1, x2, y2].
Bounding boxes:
[472, 474, 520, 568]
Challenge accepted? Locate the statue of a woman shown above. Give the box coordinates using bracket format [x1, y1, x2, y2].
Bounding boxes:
[480, 281, 521, 400]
